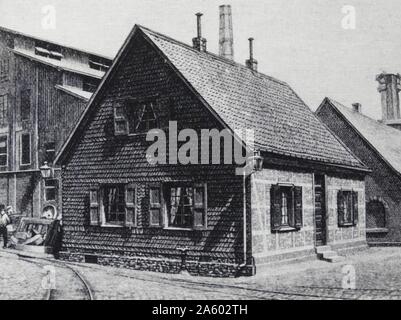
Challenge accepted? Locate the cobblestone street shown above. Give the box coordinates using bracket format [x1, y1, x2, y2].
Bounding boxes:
[2, 247, 401, 300]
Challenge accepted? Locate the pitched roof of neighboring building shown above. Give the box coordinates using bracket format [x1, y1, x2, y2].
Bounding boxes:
[317, 97, 401, 175]
[56, 25, 367, 171]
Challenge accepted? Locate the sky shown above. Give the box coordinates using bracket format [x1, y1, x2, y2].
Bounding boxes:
[1, 0, 401, 119]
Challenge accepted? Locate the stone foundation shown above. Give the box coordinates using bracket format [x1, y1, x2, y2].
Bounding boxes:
[59, 251, 255, 277]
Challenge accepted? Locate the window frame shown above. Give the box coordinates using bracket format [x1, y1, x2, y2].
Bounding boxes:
[0, 58, 9, 81]
[44, 179, 57, 202]
[271, 183, 303, 232]
[0, 94, 7, 126]
[20, 133, 31, 166]
[34, 40, 63, 60]
[100, 184, 127, 226]
[129, 102, 158, 134]
[113, 96, 159, 136]
[88, 55, 112, 72]
[337, 190, 358, 227]
[161, 182, 208, 231]
[89, 183, 137, 228]
[45, 142, 56, 164]
[0, 135, 8, 167]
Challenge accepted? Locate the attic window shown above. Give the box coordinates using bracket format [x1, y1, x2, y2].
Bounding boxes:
[35, 40, 63, 60]
[113, 100, 158, 135]
[89, 55, 112, 72]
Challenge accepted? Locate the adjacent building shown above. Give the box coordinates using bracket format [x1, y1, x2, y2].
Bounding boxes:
[316, 73, 401, 245]
[55, 13, 369, 276]
[0, 26, 112, 219]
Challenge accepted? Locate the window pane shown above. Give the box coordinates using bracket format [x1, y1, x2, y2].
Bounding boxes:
[115, 120, 127, 133]
[150, 188, 160, 205]
[45, 189, 56, 201]
[45, 179, 56, 187]
[168, 186, 193, 228]
[128, 102, 157, 133]
[0, 155, 6, 166]
[194, 209, 204, 227]
[103, 185, 126, 224]
[115, 105, 125, 117]
[21, 134, 31, 165]
[0, 95, 7, 125]
[194, 187, 204, 206]
[45, 142, 56, 163]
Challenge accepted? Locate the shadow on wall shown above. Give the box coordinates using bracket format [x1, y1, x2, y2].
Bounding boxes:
[19, 173, 39, 216]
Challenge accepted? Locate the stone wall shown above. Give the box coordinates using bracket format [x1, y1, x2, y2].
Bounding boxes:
[251, 169, 315, 265]
[325, 175, 366, 247]
[251, 168, 367, 266]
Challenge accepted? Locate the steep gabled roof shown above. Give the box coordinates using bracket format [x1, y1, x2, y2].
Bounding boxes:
[56, 25, 367, 171]
[317, 97, 401, 175]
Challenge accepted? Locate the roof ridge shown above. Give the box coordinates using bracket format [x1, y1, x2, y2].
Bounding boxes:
[327, 97, 401, 135]
[137, 24, 288, 87]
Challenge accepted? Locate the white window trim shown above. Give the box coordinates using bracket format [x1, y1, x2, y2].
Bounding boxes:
[20, 133, 31, 166]
[162, 183, 208, 231]
[99, 185, 126, 228]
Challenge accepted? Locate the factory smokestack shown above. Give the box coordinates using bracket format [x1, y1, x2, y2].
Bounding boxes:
[219, 5, 234, 60]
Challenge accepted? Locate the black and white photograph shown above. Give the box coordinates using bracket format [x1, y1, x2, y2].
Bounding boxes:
[0, 0, 401, 305]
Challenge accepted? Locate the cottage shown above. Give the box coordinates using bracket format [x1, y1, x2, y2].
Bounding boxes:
[0, 26, 111, 221]
[316, 73, 401, 245]
[56, 11, 369, 276]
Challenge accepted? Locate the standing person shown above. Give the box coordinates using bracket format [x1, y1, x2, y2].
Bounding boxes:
[0, 205, 10, 249]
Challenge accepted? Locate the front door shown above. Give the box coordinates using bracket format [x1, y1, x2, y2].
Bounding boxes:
[314, 174, 326, 246]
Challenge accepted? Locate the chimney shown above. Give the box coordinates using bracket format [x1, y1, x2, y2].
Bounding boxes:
[245, 38, 258, 71]
[219, 5, 234, 60]
[352, 103, 362, 113]
[192, 13, 207, 52]
[376, 72, 401, 129]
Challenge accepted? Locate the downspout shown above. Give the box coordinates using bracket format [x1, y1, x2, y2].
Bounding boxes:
[239, 169, 247, 268]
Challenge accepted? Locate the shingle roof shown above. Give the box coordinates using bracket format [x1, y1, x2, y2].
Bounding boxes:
[323, 98, 401, 175]
[140, 26, 364, 169]
[56, 25, 367, 171]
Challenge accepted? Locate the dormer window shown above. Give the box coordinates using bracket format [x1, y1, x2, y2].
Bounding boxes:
[35, 40, 63, 61]
[89, 55, 112, 72]
[114, 99, 158, 135]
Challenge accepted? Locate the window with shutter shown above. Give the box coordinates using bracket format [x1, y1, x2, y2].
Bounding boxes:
[114, 102, 128, 135]
[89, 186, 100, 226]
[271, 184, 302, 232]
[125, 184, 136, 227]
[149, 185, 162, 227]
[103, 185, 126, 225]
